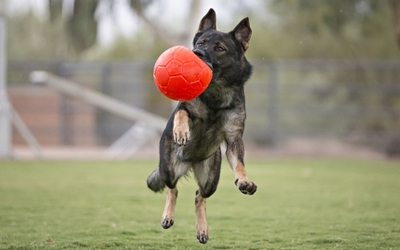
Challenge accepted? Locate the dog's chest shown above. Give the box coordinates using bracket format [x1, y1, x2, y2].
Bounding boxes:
[181, 107, 242, 161]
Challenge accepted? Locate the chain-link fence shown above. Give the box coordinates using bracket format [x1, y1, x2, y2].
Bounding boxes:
[7, 59, 400, 157]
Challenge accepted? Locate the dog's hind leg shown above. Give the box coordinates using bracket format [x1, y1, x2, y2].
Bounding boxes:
[159, 159, 190, 229]
[158, 146, 190, 229]
[193, 147, 221, 198]
[161, 187, 178, 229]
[195, 189, 208, 244]
[192, 148, 222, 244]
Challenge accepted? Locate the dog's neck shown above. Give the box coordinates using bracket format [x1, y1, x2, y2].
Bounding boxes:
[199, 81, 243, 111]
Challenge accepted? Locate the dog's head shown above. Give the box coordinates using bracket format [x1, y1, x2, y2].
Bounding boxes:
[192, 9, 252, 85]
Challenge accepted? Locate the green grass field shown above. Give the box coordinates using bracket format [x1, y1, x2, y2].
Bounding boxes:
[0, 158, 399, 249]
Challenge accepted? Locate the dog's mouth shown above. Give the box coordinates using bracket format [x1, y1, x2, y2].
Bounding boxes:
[197, 56, 213, 71]
[204, 61, 213, 71]
[192, 49, 213, 71]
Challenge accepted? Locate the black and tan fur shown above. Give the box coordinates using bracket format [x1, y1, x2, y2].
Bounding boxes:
[147, 8, 257, 244]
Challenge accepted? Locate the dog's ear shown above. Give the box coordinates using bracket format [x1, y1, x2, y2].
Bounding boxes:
[197, 8, 216, 33]
[230, 17, 252, 51]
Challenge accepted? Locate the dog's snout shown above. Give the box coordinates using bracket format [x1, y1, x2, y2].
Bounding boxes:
[193, 49, 206, 58]
[192, 48, 213, 70]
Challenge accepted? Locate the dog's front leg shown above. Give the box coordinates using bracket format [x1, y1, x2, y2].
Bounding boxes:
[161, 187, 178, 229]
[195, 189, 209, 244]
[173, 109, 190, 146]
[226, 138, 257, 195]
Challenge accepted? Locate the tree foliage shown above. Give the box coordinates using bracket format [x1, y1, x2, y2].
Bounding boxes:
[5, 0, 400, 60]
[7, 11, 74, 60]
[48, 0, 99, 53]
[247, 0, 400, 59]
[66, 0, 99, 52]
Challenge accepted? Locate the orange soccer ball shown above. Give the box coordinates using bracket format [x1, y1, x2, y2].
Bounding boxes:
[153, 45, 213, 102]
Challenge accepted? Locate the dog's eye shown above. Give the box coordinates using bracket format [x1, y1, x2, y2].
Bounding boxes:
[197, 42, 203, 46]
[215, 46, 225, 52]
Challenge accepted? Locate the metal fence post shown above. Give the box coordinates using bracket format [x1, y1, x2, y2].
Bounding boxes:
[0, 17, 11, 158]
[101, 63, 112, 95]
[267, 62, 279, 147]
[58, 63, 71, 145]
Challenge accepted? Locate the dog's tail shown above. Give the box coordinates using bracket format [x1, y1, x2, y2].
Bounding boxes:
[147, 167, 165, 192]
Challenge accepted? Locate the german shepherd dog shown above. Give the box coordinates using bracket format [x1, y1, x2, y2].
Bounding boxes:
[147, 8, 257, 244]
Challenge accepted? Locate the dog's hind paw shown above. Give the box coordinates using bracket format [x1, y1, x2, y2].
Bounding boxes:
[197, 231, 209, 244]
[235, 179, 257, 195]
[161, 218, 174, 229]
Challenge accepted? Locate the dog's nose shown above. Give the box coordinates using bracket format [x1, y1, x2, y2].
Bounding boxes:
[193, 49, 206, 57]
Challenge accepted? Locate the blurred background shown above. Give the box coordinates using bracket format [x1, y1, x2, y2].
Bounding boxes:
[1, 0, 400, 159]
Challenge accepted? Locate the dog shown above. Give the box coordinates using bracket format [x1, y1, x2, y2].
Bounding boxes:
[147, 8, 257, 244]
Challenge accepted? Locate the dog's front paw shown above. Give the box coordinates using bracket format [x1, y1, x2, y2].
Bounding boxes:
[173, 125, 190, 146]
[235, 179, 257, 195]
